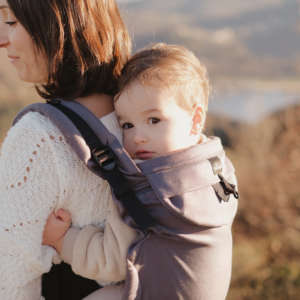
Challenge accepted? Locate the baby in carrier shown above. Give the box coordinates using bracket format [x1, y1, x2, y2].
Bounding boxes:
[43, 43, 238, 300]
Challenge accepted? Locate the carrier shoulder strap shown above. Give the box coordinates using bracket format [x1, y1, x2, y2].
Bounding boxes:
[13, 99, 154, 231]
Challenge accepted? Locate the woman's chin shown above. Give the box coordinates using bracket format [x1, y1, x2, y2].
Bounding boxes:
[15, 68, 47, 84]
[18, 74, 46, 84]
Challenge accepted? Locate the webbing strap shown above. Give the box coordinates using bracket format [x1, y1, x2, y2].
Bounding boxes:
[47, 99, 155, 231]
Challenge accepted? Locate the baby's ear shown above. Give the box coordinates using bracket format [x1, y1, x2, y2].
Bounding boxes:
[190, 105, 204, 135]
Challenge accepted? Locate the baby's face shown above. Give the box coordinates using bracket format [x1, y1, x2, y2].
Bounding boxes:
[115, 81, 199, 160]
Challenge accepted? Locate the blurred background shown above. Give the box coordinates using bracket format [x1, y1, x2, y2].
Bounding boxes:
[1, 0, 300, 298]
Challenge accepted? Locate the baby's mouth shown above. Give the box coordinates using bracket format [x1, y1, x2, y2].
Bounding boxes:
[135, 150, 154, 160]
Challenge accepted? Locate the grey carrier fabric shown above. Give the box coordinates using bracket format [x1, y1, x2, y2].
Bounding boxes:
[14, 100, 239, 300]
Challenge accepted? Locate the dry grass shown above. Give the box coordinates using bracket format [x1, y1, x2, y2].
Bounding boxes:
[223, 104, 300, 299]
[232, 105, 300, 237]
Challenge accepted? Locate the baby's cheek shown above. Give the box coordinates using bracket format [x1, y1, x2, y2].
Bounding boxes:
[123, 135, 134, 155]
[162, 137, 179, 153]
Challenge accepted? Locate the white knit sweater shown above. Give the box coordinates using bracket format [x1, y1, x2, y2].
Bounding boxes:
[0, 110, 124, 300]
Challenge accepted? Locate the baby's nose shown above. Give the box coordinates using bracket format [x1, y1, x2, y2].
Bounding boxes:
[134, 132, 147, 144]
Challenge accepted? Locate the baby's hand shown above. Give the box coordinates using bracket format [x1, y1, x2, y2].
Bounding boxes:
[42, 208, 72, 254]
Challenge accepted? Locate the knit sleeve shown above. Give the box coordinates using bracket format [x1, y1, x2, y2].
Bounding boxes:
[0, 112, 64, 300]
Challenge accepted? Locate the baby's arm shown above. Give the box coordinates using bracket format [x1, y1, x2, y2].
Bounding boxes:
[82, 283, 124, 300]
[44, 198, 138, 285]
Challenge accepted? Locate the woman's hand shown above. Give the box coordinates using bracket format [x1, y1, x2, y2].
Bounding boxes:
[42, 208, 72, 254]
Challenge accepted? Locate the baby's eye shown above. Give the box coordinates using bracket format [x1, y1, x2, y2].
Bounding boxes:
[121, 122, 134, 129]
[148, 117, 160, 124]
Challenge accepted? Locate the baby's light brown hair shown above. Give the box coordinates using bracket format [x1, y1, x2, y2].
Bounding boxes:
[117, 43, 210, 116]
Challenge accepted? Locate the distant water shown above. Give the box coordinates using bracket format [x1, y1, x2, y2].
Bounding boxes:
[209, 90, 300, 123]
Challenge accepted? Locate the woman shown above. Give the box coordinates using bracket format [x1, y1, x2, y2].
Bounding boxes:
[0, 0, 136, 299]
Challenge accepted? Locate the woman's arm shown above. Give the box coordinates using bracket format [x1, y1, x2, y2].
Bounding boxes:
[0, 112, 63, 299]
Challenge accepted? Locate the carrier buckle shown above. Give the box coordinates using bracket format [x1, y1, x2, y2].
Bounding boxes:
[92, 147, 116, 171]
[209, 156, 239, 202]
[218, 174, 239, 199]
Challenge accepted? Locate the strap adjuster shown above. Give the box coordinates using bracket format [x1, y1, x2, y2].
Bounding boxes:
[209, 156, 239, 201]
[218, 174, 239, 199]
[92, 147, 116, 171]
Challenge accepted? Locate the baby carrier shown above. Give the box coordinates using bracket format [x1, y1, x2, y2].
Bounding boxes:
[14, 99, 239, 300]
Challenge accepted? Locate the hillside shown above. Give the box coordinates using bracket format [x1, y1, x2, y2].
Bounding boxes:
[120, 0, 300, 81]
[0, 0, 299, 121]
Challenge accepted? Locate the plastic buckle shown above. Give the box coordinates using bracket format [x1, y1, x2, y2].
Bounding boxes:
[218, 174, 239, 199]
[92, 147, 116, 171]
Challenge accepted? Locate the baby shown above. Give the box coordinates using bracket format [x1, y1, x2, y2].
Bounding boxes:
[114, 49, 207, 161]
[43, 43, 238, 300]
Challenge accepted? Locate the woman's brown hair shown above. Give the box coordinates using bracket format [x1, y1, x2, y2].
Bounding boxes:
[8, 0, 131, 99]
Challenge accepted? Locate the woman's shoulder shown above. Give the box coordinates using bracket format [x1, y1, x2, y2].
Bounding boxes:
[12, 110, 62, 134]
[2, 110, 67, 158]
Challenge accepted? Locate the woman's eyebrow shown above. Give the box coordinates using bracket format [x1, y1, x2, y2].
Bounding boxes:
[0, 5, 9, 16]
[0, 5, 9, 19]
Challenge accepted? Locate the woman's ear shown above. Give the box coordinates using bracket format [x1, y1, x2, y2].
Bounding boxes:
[190, 105, 204, 135]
